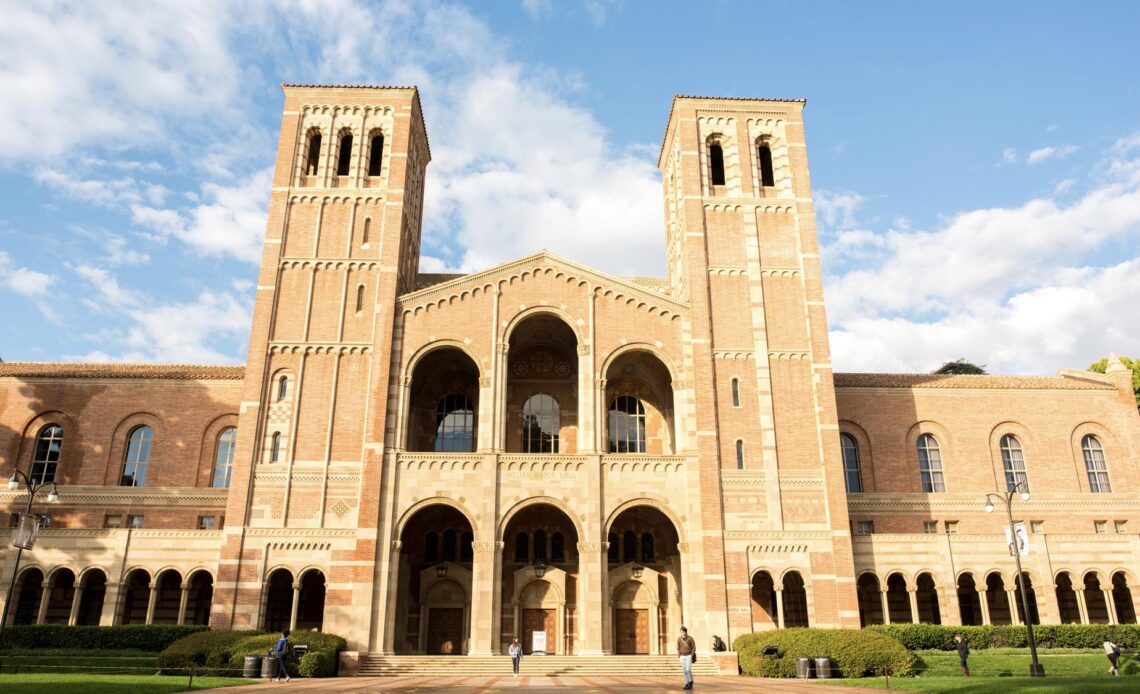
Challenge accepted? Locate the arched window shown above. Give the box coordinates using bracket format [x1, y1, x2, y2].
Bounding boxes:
[533, 530, 547, 561]
[211, 427, 236, 488]
[841, 434, 862, 493]
[336, 132, 352, 176]
[270, 432, 282, 463]
[435, 394, 475, 452]
[522, 394, 560, 453]
[442, 528, 457, 562]
[120, 426, 152, 487]
[735, 439, 745, 469]
[1000, 434, 1029, 492]
[709, 142, 726, 186]
[551, 532, 565, 563]
[641, 533, 655, 563]
[277, 376, 288, 401]
[305, 130, 321, 176]
[460, 531, 474, 561]
[1082, 435, 1111, 493]
[367, 134, 384, 177]
[608, 396, 646, 453]
[31, 424, 63, 484]
[425, 531, 439, 562]
[355, 284, 365, 313]
[361, 218, 371, 245]
[514, 532, 529, 562]
[607, 533, 619, 563]
[731, 377, 740, 407]
[622, 530, 637, 563]
[917, 434, 946, 492]
[758, 142, 775, 187]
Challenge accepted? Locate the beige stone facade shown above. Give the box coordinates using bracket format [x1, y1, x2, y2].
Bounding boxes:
[2, 87, 1139, 656]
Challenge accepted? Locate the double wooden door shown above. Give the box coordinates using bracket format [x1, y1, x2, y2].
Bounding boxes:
[614, 608, 649, 654]
[521, 608, 556, 654]
[426, 607, 464, 654]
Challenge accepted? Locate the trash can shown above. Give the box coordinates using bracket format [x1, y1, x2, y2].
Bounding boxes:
[814, 656, 833, 679]
[795, 656, 815, 679]
[262, 654, 279, 679]
[243, 655, 262, 678]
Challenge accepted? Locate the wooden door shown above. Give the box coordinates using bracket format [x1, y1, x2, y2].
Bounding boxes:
[426, 607, 464, 654]
[614, 608, 649, 654]
[522, 608, 556, 654]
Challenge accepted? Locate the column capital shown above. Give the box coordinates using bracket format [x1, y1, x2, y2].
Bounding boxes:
[577, 541, 605, 552]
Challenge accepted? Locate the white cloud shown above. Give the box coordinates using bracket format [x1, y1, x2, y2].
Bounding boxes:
[1026, 144, 1078, 165]
[34, 168, 167, 208]
[824, 137, 1140, 374]
[1001, 147, 1018, 164]
[0, 252, 54, 296]
[814, 190, 866, 230]
[1053, 178, 1077, 195]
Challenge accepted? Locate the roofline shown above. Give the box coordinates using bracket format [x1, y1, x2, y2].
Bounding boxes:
[280, 83, 430, 162]
[657, 93, 808, 168]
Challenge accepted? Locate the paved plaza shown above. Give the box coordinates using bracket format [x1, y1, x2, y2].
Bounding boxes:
[212, 676, 845, 692]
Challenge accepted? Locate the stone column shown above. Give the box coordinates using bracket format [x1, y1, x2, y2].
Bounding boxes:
[99, 582, 121, 626]
[1105, 590, 1119, 625]
[288, 583, 301, 631]
[776, 588, 786, 628]
[907, 588, 920, 624]
[1007, 589, 1021, 625]
[577, 541, 608, 655]
[68, 583, 85, 626]
[1075, 589, 1089, 624]
[468, 541, 498, 655]
[879, 590, 891, 625]
[380, 541, 403, 654]
[144, 582, 159, 625]
[177, 582, 191, 626]
[978, 589, 991, 625]
[35, 579, 54, 624]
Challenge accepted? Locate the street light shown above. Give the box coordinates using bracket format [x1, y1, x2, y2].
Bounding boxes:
[983, 480, 1043, 677]
[1, 470, 61, 639]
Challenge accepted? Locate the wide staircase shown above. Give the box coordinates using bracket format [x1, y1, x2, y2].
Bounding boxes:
[360, 654, 723, 677]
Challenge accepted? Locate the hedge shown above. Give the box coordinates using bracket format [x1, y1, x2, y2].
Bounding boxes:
[158, 629, 347, 678]
[735, 628, 916, 678]
[868, 624, 1140, 651]
[0, 625, 208, 652]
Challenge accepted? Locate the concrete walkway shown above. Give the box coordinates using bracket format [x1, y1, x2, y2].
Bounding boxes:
[205, 675, 855, 692]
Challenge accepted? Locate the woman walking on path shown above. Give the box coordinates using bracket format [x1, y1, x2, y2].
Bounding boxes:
[1104, 639, 1121, 676]
[509, 637, 523, 677]
[954, 634, 970, 677]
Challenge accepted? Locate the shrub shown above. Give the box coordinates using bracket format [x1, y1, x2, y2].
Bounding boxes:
[160, 629, 346, 678]
[156, 629, 263, 675]
[0, 625, 207, 652]
[868, 624, 1140, 651]
[735, 628, 916, 678]
[298, 651, 332, 677]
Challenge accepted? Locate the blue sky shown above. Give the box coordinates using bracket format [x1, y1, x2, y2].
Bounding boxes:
[1, 1, 1138, 373]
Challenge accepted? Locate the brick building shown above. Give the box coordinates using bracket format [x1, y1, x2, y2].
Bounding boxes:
[2, 87, 1139, 657]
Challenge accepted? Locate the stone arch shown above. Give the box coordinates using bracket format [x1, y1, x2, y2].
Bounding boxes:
[1054, 571, 1081, 623]
[956, 571, 982, 626]
[599, 342, 679, 384]
[856, 572, 883, 626]
[914, 572, 942, 624]
[118, 568, 151, 625]
[983, 571, 1013, 625]
[76, 568, 108, 626]
[1082, 571, 1111, 623]
[9, 566, 45, 626]
[395, 496, 479, 542]
[405, 344, 481, 452]
[403, 339, 486, 381]
[504, 311, 580, 454]
[262, 567, 295, 632]
[497, 496, 584, 543]
[41, 567, 76, 624]
[603, 347, 677, 455]
[603, 497, 687, 545]
[885, 572, 911, 623]
[750, 569, 778, 630]
[501, 304, 585, 347]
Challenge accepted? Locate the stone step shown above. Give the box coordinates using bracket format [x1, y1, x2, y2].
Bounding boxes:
[359, 655, 721, 677]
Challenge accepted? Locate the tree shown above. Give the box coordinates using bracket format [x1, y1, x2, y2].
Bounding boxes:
[932, 358, 987, 375]
[1088, 356, 1140, 407]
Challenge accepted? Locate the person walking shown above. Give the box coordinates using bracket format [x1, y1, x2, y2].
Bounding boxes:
[272, 629, 292, 682]
[1104, 639, 1121, 676]
[954, 633, 970, 677]
[677, 626, 696, 690]
[509, 637, 523, 677]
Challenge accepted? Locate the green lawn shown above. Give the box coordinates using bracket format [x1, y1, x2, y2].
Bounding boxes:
[827, 675, 1137, 693]
[0, 673, 253, 693]
[0, 653, 157, 675]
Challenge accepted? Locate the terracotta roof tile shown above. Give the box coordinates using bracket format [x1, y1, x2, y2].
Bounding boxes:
[414, 273, 467, 290]
[833, 373, 1114, 391]
[0, 362, 245, 381]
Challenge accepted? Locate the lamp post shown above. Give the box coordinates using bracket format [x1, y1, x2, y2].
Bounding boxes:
[1, 470, 60, 639]
[983, 480, 1043, 677]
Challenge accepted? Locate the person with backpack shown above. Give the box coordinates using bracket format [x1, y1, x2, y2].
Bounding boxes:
[954, 633, 970, 677]
[272, 629, 292, 682]
[1104, 639, 1121, 676]
[677, 626, 697, 690]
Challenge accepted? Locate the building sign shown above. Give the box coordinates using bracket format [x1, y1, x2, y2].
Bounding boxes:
[1004, 522, 1029, 557]
[531, 630, 547, 654]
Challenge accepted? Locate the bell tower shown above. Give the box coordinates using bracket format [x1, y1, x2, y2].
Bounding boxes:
[212, 85, 430, 641]
[659, 96, 860, 634]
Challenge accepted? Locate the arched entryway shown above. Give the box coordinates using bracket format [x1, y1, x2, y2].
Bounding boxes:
[604, 350, 676, 455]
[957, 573, 982, 626]
[11, 567, 45, 625]
[1013, 572, 1039, 625]
[915, 573, 941, 624]
[153, 570, 183, 624]
[43, 568, 76, 624]
[1083, 572, 1110, 624]
[263, 568, 294, 632]
[505, 314, 579, 453]
[1055, 572, 1081, 623]
[985, 573, 1012, 625]
[750, 570, 778, 630]
[856, 573, 883, 626]
[503, 502, 579, 655]
[296, 569, 326, 631]
[606, 504, 681, 654]
[76, 569, 107, 626]
[119, 569, 150, 625]
[885, 573, 910, 623]
[406, 348, 480, 452]
[395, 504, 475, 654]
[184, 571, 213, 625]
[781, 571, 809, 628]
[1112, 572, 1136, 624]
